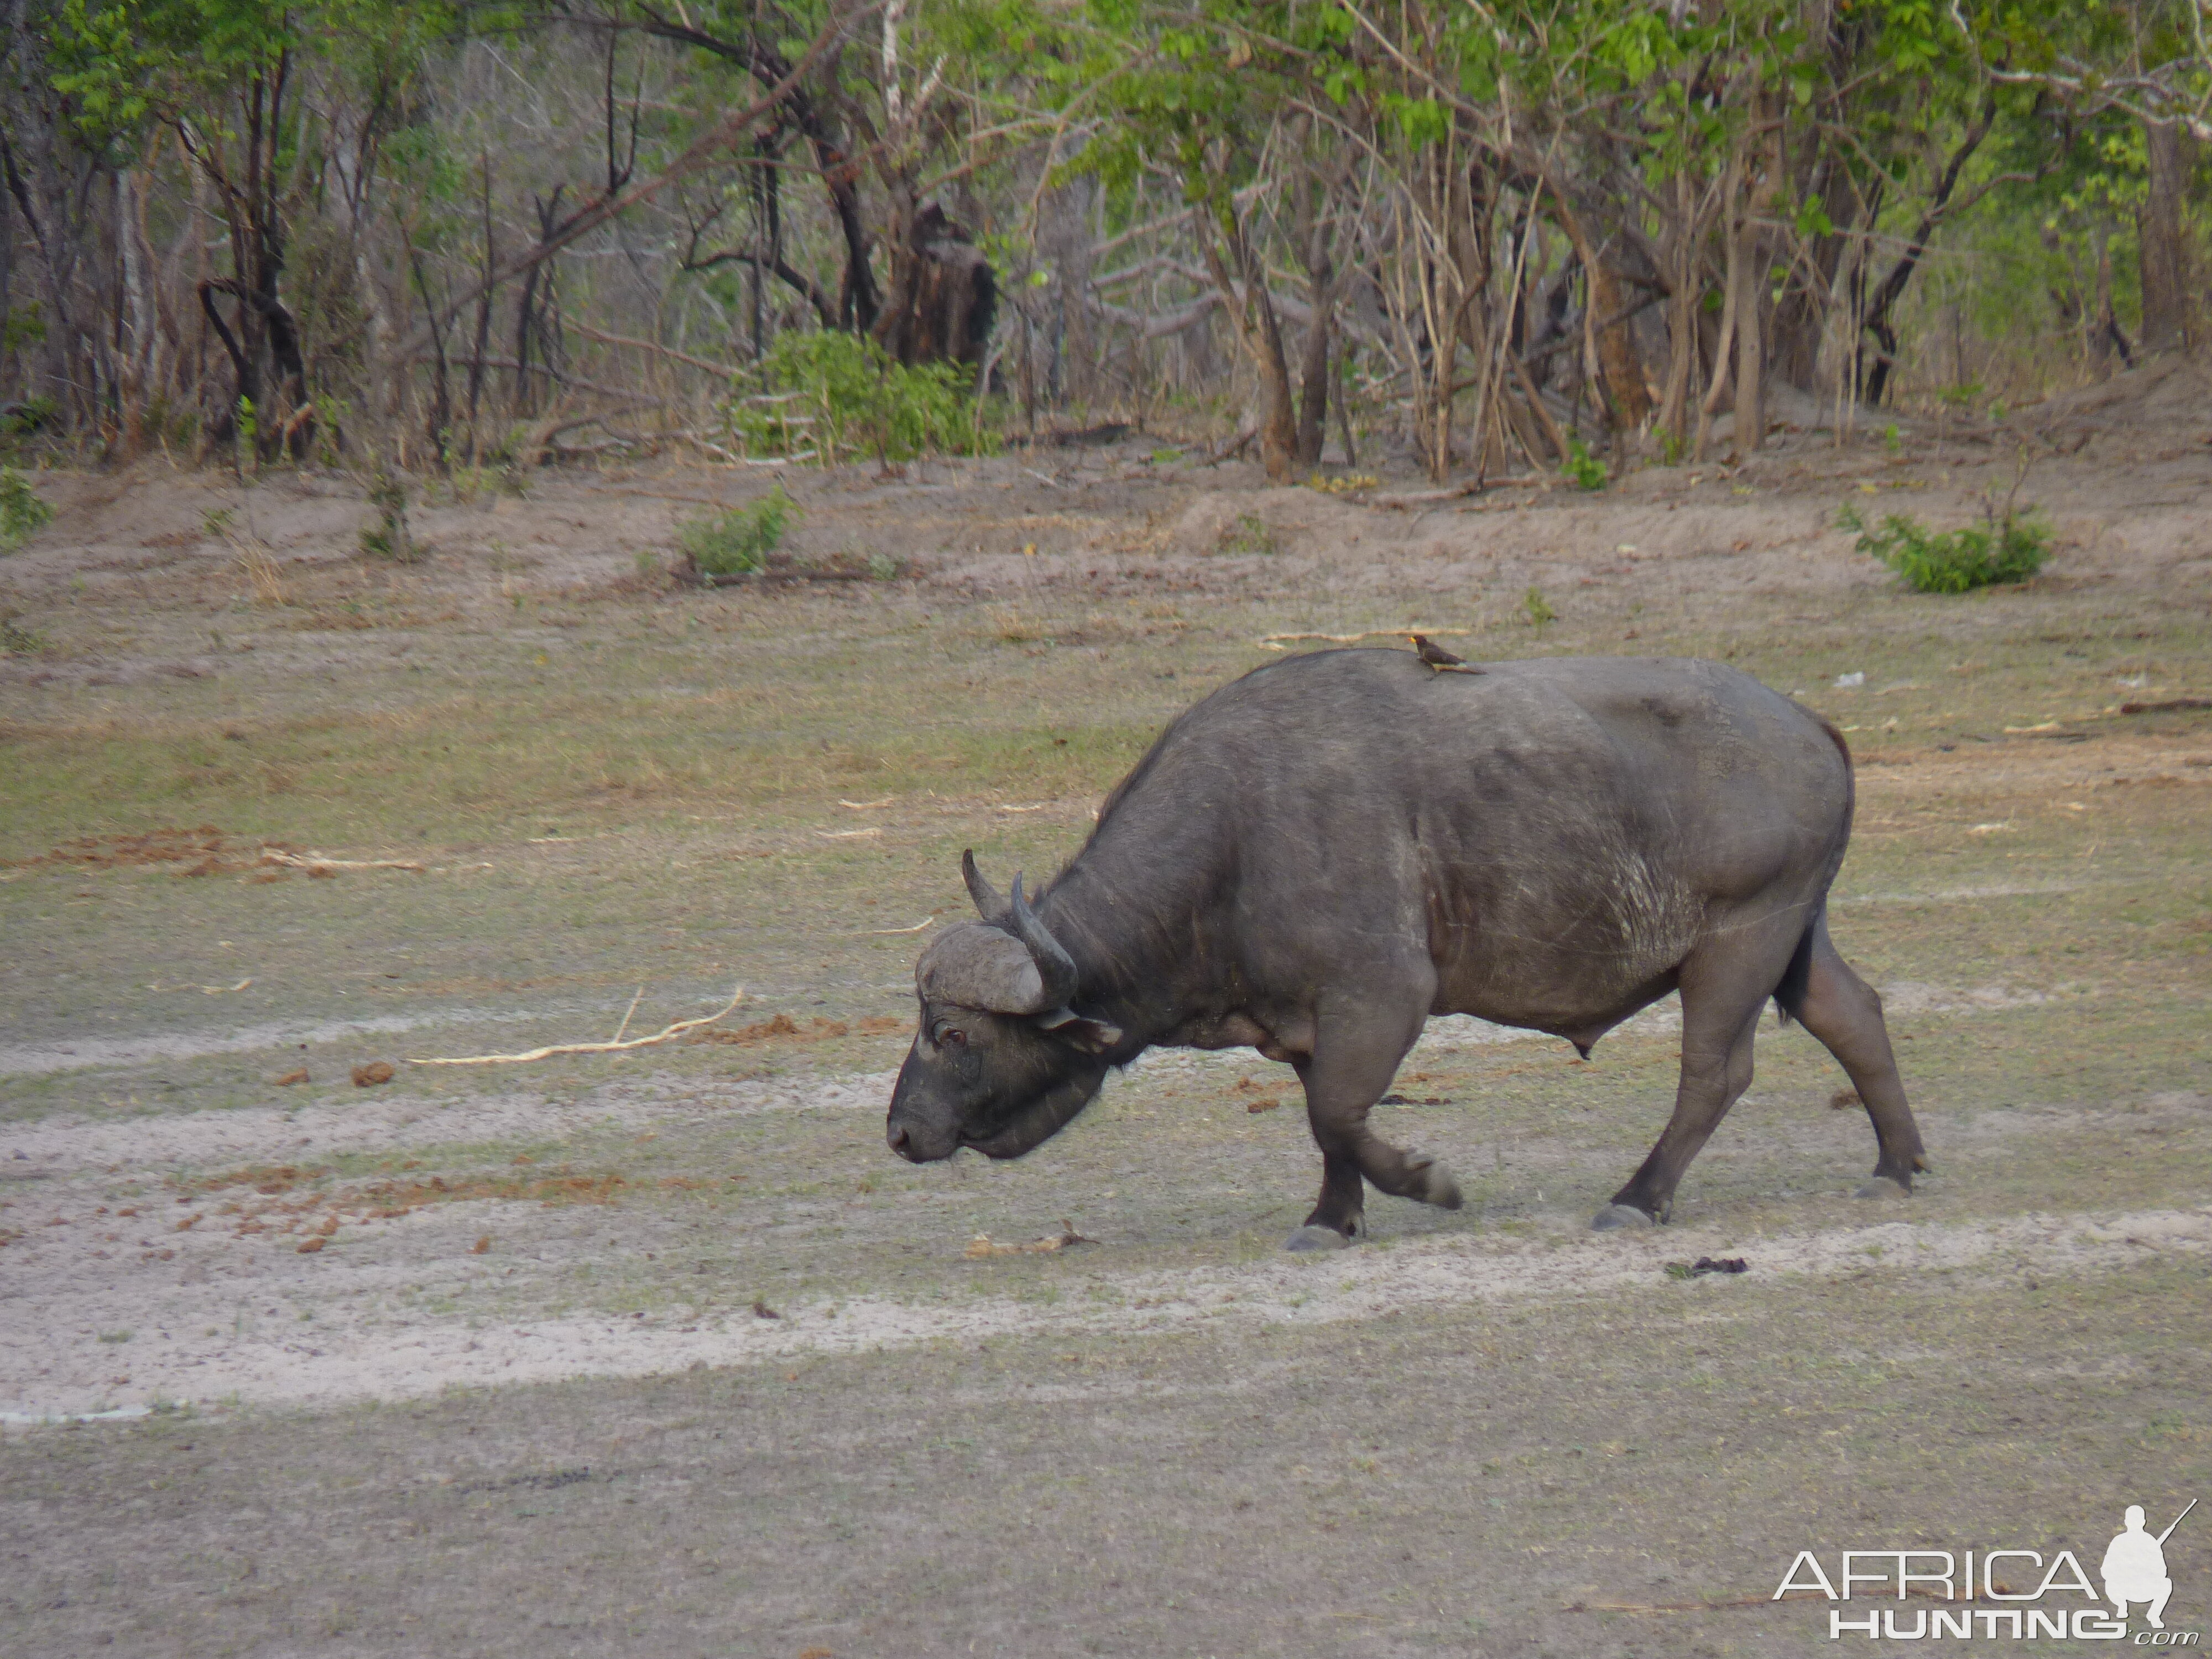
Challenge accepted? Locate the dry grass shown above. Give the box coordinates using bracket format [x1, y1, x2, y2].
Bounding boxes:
[225, 532, 290, 607]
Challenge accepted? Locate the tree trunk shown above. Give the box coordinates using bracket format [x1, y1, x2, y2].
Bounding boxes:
[1858, 91, 1996, 405]
[1295, 234, 1332, 467]
[1654, 170, 1703, 453]
[1734, 96, 1780, 454]
[1196, 197, 1298, 482]
[1253, 296, 1299, 481]
[2091, 230, 2134, 375]
[1693, 148, 1745, 463]
[2137, 117, 2192, 353]
[1508, 346, 1569, 466]
[1546, 189, 1649, 440]
[874, 200, 997, 371]
[114, 166, 154, 458]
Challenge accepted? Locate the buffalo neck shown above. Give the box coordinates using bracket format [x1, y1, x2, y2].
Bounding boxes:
[1031, 798, 1231, 1059]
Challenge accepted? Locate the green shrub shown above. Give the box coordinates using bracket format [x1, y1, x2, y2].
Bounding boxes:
[0, 466, 53, 550]
[1561, 436, 1608, 491]
[359, 471, 419, 562]
[1, 394, 55, 437]
[1836, 502, 2050, 594]
[1521, 585, 1557, 628]
[724, 331, 992, 465]
[682, 484, 796, 579]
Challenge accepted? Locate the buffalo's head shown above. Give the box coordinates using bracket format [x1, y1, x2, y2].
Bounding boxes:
[886, 852, 1123, 1163]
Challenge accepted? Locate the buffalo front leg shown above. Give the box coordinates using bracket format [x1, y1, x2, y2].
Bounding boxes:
[1795, 916, 1927, 1196]
[1597, 948, 1774, 1229]
[1286, 999, 1459, 1253]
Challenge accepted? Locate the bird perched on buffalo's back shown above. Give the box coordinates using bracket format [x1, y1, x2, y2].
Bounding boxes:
[1408, 634, 1484, 674]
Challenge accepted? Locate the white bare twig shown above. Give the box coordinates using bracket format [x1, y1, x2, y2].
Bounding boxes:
[259, 850, 427, 873]
[1258, 627, 1471, 650]
[406, 983, 747, 1066]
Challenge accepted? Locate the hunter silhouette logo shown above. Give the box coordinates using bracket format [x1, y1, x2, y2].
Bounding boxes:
[1776, 1498, 2199, 1642]
[2106, 1501, 2193, 1630]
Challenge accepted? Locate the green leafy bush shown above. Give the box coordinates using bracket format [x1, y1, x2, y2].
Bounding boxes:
[724, 332, 991, 465]
[0, 467, 53, 550]
[681, 484, 797, 580]
[1, 394, 55, 437]
[359, 471, 419, 562]
[1836, 502, 2050, 594]
[1561, 436, 1608, 491]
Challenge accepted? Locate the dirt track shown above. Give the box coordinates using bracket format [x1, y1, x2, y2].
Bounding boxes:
[3, 362, 2210, 1655]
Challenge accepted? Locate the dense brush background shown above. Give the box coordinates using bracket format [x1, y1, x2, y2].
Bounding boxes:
[0, 0, 2204, 482]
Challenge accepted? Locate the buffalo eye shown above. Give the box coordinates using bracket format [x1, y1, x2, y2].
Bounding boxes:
[936, 1025, 967, 1048]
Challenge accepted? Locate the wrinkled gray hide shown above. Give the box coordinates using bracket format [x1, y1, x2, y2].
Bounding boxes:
[885, 650, 1926, 1246]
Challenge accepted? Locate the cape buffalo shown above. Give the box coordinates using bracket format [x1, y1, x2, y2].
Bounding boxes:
[885, 649, 1926, 1249]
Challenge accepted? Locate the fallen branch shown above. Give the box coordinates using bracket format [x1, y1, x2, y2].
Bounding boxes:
[668, 431, 743, 463]
[260, 850, 426, 873]
[2119, 697, 2212, 714]
[697, 566, 869, 587]
[1258, 627, 1470, 651]
[1203, 425, 1257, 465]
[966, 1220, 1094, 1258]
[407, 983, 746, 1066]
[1367, 483, 1483, 510]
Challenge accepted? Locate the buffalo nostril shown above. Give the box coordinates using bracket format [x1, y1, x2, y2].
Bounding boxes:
[888, 1123, 915, 1160]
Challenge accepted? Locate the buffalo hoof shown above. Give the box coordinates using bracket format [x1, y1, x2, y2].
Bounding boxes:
[1416, 1161, 1463, 1211]
[1591, 1203, 1655, 1232]
[1285, 1224, 1354, 1253]
[1854, 1176, 1910, 1201]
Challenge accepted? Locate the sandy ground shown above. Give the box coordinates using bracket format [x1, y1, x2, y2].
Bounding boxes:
[7, 1142, 2209, 1418]
[1, 1021, 2199, 1420]
[2, 356, 2209, 1656]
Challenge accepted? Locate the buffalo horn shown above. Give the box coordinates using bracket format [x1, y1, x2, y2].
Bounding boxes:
[1005, 876, 1079, 1009]
[961, 849, 1008, 924]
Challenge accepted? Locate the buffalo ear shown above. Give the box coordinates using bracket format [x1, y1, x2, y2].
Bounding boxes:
[1034, 1006, 1121, 1055]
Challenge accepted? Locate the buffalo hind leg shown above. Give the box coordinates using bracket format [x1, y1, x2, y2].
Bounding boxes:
[1794, 916, 1927, 1196]
[1288, 997, 1459, 1252]
[1597, 938, 1781, 1229]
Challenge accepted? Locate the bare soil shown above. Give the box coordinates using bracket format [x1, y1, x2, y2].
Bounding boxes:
[3, 359, 2210, 1656]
